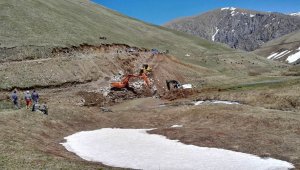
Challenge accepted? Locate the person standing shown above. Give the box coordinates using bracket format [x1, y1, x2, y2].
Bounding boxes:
[11, 90, 19, 109]
[31, 90, 39, 104]
[24, 91, 32, 109]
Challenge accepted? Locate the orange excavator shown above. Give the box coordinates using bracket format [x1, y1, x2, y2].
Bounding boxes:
[110, 70, 150, 90]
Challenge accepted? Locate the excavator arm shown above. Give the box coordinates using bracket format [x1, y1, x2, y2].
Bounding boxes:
[110, 74, 136, 89]
[111, 73, 150, 90]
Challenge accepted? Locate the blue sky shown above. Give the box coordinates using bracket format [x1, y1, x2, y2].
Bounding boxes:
[93, 0, 300, 25]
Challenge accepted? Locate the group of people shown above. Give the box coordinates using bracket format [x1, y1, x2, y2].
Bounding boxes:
[11, 90, 39, 110]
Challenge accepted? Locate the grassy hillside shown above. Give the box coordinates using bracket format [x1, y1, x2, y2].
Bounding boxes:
[255, 30, 300, 56]
[0, 0, 230, 59]
[254, 30, 300, 64]
[0, 0, 288, 90]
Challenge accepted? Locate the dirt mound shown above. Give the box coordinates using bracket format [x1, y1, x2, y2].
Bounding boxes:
[161, 89, 198, 101]
[77, 86, 155, 107]
[107, 88, 153, 104]
[77, 91, 107, 107]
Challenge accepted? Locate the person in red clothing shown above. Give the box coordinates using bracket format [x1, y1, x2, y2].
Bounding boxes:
[24, 91, 32, 109]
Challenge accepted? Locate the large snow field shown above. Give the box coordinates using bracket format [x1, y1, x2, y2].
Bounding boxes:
[62, 128, 294, 170]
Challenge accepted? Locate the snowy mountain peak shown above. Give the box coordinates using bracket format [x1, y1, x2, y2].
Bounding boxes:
[221, 7, 236, 11]
[290, 12, 300, 17]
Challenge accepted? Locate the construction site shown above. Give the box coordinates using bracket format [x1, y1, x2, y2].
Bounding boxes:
[1, 0, 300, 169]
[0, 42, 299, 169]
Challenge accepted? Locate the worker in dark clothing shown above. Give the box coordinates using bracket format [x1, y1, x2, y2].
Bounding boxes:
[32, 103, 48, 115]
[31, 90, 39, 104]
[11, 90, 19, 109]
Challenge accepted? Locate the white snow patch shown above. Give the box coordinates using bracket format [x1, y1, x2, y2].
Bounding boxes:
[297, 47, 300, 51]
[231, 29, 235, 32]
[182, 84, 192, 89]
[212, 27, 219, 41]
[221, 7, 230, 10]
[62, 128, 294, 170]
[267, 53, 278, 59]
[230, 11, 239, 16]
[273, 50, 290, 59]
[286, 51, 300, 63]
[211, 100, 240, 105]
[185, 53, 190, 57]
[250, 14, 255, 17]
[221, 7, 236, 11]
[194, 101, 204, 105]
[194, 100, 240, 106]
[171, 125, 183, 128]
[290, 12, 300, 16]
[231, 11, 235, 16]
[268, 51, 291, 60]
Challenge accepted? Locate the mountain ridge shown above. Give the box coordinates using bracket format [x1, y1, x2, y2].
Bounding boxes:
[164, 7, 300, 51]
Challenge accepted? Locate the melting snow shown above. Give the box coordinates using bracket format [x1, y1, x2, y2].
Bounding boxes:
[62, 128, 294, 170]
[267, 50, 291, 60]
[212, 27, 219, 41]
[182, 84, 192, 89]
[221, 7, 236, 11]
[194, 101, 204, 105]
[290, 12, 300, 16]
[267, 53, 278, 59]
[194, 100, 239, 106]
[273, 50, 290, 59]
[171, 125, 183, 128]
[211, 100, 240, 105]
[286, 51, 300, 63]
[250, 14, 255, 17]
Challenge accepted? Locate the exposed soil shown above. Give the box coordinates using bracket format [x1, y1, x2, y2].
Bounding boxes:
[0, 43, 299, 169]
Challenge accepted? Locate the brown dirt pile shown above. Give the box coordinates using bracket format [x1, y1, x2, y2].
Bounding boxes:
[161, 89, 198, 101]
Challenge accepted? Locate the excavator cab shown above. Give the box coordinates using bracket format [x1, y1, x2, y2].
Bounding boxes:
[142, 64, 152, 73]
[166, 80, 181, 90]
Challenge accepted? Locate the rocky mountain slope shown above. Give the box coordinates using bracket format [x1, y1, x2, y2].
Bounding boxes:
[165, 7, 300, 51]
[290, 12, 300, 17]
[255, 30, 300, 64]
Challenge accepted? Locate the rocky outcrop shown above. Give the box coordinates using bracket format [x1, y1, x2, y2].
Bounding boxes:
[165, 8, 300, 51]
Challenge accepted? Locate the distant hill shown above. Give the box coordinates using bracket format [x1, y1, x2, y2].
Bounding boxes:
[290, 12, 300, 17]
[255, 30, 300, 64]
[164, 7, 300, 51]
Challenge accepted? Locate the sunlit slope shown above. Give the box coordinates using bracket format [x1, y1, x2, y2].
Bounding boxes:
[0, 0, 231, 58]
